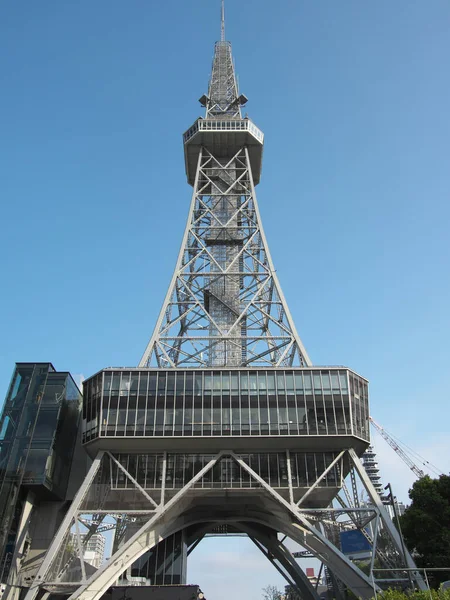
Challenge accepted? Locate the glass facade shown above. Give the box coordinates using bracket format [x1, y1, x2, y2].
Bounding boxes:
[108, 451, 340, 491]
[0, 363, 81, 494]
[0, 363, 82, 577]
[82, 368, 369, 443]
[80, 450, 343, 512]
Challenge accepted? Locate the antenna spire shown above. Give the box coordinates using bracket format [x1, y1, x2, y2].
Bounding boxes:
[221, 0, 225, 41]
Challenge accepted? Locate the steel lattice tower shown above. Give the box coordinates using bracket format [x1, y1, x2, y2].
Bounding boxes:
[139, 20, 309, 371]
[17, 5, 426, 600]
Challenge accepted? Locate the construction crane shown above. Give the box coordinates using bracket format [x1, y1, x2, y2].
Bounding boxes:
[369, 416, 443, 479]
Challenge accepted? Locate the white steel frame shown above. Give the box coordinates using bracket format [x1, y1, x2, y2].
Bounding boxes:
[22, 449, 425, 600]
[206, 40, 241, 119]
[139, 146, 310, 369]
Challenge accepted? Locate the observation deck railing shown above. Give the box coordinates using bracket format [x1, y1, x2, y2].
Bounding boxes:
[183, 118, 264, 145]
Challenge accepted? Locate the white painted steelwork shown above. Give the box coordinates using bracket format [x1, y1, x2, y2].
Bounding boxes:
[22, 449, 425, 600]
[14, 7, 427, 600]
[139, 23, 308, 369]
[139, 144, 310, 368]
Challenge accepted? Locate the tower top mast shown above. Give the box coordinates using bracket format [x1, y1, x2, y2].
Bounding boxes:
[199, 0, 248, 120]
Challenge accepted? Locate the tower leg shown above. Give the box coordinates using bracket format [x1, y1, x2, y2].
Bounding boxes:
[31, 454, 224, 600]
[22, 453, 105, 600]
[62, 451, 378, 600]
[348, 449, 426, 590]
[243, 523, 320, 600]
[5, 491, 35, 600]
[22, 448, 425, 600]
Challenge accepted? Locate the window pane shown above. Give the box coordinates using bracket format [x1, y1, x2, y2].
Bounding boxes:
[130, 374, 139, 392]
[222, 373, 230, 390]
[240, 373, 248, 391]
[204, 373, 212, 394]
[339, 373, 348, 392]
[276, 374, 285, 391]
[285, 374, 294, 393]
[313, 374, 321, 391]
[167, 373, 175, 394]
[294, 373, 303, 392]
[138, 373, 148, 395]
[303, 374, 312, 392]
[331, 373, 339, 391]
[120, 373, 130, 396]
[104, 373, 112, 392]
[111, 373, 120, 392]
[158, 373, 166, 393]
[149, 374, 157, 394]
[230, 373, 238, 391]
[257, 372, 267, 391]
[321, 373, 331, 391]
[193, 373, 202, 396]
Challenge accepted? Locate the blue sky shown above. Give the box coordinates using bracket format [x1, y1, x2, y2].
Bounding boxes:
[1, 1, 450, 598]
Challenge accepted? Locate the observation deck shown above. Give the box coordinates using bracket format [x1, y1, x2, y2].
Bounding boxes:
[183, 117, 264, 186]
[82, 367, 369, 455]
[81, 367, 369, 507]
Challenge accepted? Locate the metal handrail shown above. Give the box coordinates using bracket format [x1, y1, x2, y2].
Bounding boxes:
[183, 118, 264, 144]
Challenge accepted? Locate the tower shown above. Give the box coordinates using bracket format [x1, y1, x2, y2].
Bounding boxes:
[19, 5, 426, 600]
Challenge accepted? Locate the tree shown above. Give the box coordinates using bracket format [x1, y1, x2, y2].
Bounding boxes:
[262, 584, 283, 600]
[399, 474, 450, 588]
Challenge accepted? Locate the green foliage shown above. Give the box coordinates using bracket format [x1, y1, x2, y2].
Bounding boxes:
[354, 558, 383, 577]
[379, 589, 410, 600]
[380, 589, 450, 600]
[262, 584, 283, 600]
[399, 474, 450, 587]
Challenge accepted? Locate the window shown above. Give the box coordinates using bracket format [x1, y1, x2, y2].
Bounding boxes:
[240, 373, 248, 392]
[257, 372, 267, 392]
[303, 374, 312, 393]
[321, 372, 331, 391]
[120, 373, 130, 396]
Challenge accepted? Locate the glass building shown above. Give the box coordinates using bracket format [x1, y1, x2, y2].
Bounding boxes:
[82, 367, 369, 448]
[0, 363, 82, 582]
[81, 367, 369, 508]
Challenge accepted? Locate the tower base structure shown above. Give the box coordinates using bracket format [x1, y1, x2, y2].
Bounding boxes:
[20, 445, 426, 600]
[15, 366, 427, 599]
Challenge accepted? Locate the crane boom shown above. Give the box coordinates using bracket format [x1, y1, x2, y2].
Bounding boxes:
[369, 416, 426, 479]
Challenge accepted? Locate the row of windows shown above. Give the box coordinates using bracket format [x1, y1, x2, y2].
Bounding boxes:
[200, 120, 249, 130]
[82, 370, 369, 443]
[86, 370, 351, 399]
[96, 452, 341, 490]
[84, 402, 357, 442]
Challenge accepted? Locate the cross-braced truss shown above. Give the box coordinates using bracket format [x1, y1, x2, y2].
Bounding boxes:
[206, 41, 241, 118]
[22, 449, 426, 600]
[140, 147, 310, 368]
